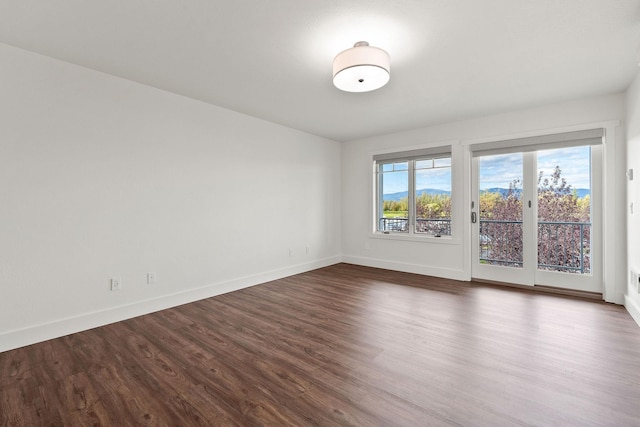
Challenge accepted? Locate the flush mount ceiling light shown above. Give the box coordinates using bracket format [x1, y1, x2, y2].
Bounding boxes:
[333, 41, 390, 93]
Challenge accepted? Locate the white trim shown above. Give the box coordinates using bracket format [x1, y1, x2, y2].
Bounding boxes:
[368, 233, 461, 245]
[469, 128, 603, 157]
[0, 256, 342, 353]
[373, 146, 452, 162]
[369, 139, 462, 157]
[463, 120, 621, 147]
[602, 122, 622, 303]
[342, 254, 467, 281]
[625, 294, 640, 327]
[462, 145, 473, 281]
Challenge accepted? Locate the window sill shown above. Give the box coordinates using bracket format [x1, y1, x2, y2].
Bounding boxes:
[369, 232, 461, 245]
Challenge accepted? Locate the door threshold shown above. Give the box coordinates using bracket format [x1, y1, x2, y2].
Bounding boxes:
[471, 278, 603, 301]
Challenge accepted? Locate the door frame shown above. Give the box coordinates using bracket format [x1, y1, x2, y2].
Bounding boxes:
[464, 121, 620, 302]
[471, 153, 536, 286]
[471, 147, 602, 292]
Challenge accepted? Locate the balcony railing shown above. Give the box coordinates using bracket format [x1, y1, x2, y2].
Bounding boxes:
[537, 221, 591, 274]
[379, 218, 451, 236]
[479, 219, 591, 274]
[379, 218, 591, 274]
[478, 220, 523, 267]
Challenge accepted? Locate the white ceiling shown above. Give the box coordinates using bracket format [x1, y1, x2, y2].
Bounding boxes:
[0, 0, 639, 141]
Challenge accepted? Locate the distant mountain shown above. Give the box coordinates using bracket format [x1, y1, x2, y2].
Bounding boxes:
[383, 187, 590, 201]
[384, 189, 450, 201]
[481, 188, 521, 198]
[479, 188, 590, 198]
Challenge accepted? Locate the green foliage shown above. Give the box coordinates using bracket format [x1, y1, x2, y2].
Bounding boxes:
[415, 193, 451, 219]
[383, 210, 408, 218]
[383, 197, 408, 212]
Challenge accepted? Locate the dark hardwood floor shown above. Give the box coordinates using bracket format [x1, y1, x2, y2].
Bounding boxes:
[2, 263, 640, 426]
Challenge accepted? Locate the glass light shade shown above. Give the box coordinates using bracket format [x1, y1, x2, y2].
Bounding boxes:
[333, 42, 390, 93]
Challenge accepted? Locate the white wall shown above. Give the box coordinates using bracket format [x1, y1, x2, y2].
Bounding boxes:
[342, 94, 626, 303]
[626, 70, 640, 326]
[0, 43, 342, 352]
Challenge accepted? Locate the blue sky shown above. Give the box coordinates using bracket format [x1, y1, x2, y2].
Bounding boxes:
[381, 146, 591, 195]
[381, 167, 452, 194]
[480, 146, 591, 190]
[538, 146, 591, 189]
[416, 168, 451, 191]
[479, 154, 523, 189]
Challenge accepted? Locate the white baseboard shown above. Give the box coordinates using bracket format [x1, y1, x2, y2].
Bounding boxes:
[625, 294, 640, 327]
[0, 256, 342, 353]
[341, 254, 467, 282]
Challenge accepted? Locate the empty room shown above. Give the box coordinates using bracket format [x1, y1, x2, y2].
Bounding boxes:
[2, 1, 640, 425]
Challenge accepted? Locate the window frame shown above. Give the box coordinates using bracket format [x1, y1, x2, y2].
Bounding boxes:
[374, 146, 453, 239]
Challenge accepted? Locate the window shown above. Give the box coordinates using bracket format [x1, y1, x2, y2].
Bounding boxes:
[374, 146, 452, 237]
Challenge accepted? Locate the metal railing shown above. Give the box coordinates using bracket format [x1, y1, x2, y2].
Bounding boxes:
[417, 218, 451, 236]
[537, 221, 591, 274]
[379, 217, 409, 232]
[378, 218, 451, 236]
[379, 218, 591, 274]
[479, 219, 591, 274]
[478, 220, 523, 267]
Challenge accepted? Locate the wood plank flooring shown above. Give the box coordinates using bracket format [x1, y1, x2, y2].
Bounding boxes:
[2, 263, 640, 426]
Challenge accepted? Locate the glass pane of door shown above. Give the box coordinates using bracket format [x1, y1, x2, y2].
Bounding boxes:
[478, 153, 524, 269]
[537, 146, 592, 275]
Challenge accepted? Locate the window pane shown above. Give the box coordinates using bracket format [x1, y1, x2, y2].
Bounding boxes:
[415, 159, 433, 169]
[375, 150, 453, 237]
[415, 157, 452, 236]
[379, 168, 408, 233]
[394, 162, 409, 171]
[434, 157, 451, 168]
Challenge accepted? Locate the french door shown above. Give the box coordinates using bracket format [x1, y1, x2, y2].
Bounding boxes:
[471, 144, 602, 293]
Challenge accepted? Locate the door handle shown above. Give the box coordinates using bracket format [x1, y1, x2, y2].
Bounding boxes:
[471, 212, 477, 223]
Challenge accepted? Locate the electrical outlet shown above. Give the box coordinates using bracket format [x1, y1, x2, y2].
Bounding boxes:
[110, 277, 122, 291]
[305, 246, 310, 255]
[289, 249, 294, 257]
[147, 272, 156, 284]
